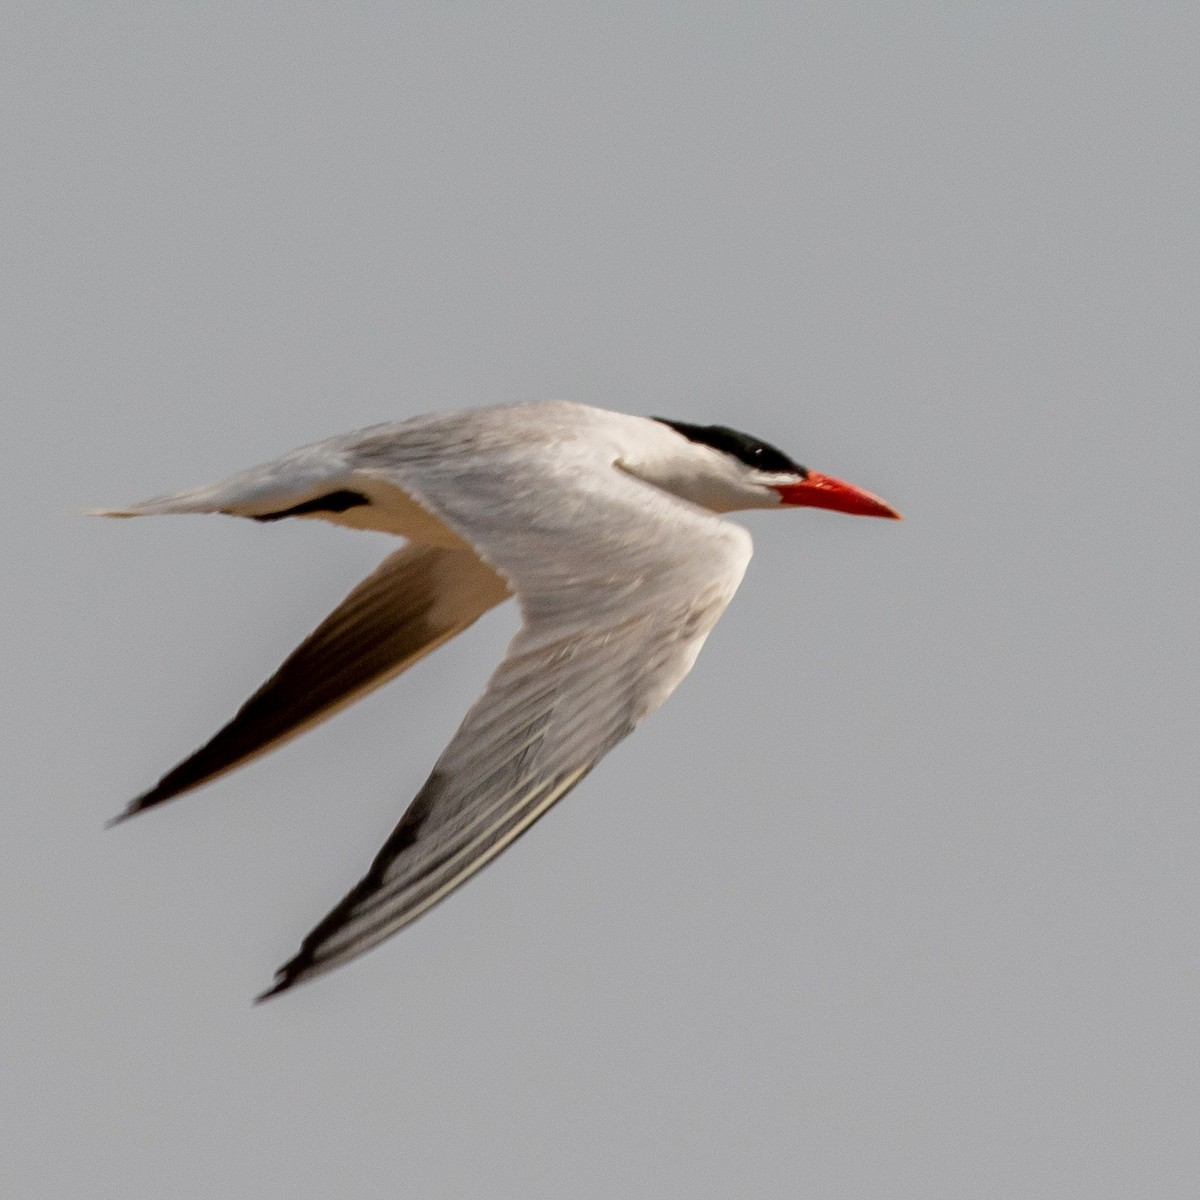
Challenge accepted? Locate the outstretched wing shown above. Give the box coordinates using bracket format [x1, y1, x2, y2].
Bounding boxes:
[259, 467, 752, 999]
[113, 544, 509, 822]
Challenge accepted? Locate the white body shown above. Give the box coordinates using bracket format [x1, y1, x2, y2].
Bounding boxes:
[96, 400, 876, 999]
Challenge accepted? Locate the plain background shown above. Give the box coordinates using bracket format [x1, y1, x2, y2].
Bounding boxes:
[4, 4, 1198, 1197]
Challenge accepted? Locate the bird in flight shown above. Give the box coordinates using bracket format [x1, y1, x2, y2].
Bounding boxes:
[94, 401, 900, 999]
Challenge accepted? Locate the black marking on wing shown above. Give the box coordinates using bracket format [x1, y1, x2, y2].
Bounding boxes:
[251, 489, 370, 522]
[652, 418, 808, 478]
[107, 584, 439, 825]
[105, 543, 508, 826]
[255, 773, 450, 1001]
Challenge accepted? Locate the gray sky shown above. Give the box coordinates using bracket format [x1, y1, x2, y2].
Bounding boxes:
[4, 3, 1199, 1197]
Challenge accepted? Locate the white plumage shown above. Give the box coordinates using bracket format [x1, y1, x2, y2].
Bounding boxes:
[94, 401, 898, 998]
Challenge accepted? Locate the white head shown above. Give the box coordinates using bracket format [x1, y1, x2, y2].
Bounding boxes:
[620, 416, 902, 518]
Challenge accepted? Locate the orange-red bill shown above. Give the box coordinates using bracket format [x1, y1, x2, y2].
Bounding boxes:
[773, 471, 902, 519]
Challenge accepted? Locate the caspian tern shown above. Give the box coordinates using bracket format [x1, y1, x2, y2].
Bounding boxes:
[94, 400, 899, 999]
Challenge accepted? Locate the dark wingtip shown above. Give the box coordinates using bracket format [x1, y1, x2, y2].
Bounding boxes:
[104, 782, 174, 827]
[253, 939, 320, 1003]
[104, 774, 195, 827]
[253, 977, 289, 1005]
[254, 958, 306, 1004]
[105, 800, 144, 829]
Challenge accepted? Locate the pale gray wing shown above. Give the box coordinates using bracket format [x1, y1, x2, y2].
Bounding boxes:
[258, 479, 752, 1000]
[113, 544, 509, 822]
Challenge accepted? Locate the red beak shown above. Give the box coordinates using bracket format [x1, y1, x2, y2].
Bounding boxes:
[773, 471, 902, 519]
